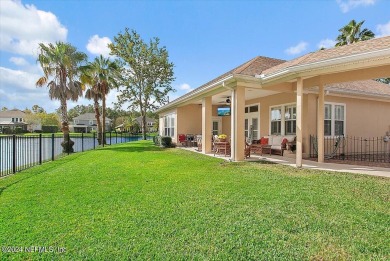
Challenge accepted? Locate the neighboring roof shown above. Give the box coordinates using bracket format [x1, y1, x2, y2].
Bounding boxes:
[322, 80, 390, 98]
[136, 116, 156, 124]
[0, 121, 27, 126]
[262, 36, 390, 76]
[73, 113, 112, 121]
[0, 109, 26, 118]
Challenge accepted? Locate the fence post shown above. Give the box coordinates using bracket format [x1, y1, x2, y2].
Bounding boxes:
[116, 132, 118, 144]
[12, 135, 16, 174]
[52, 133, 55, 161]
[68, 134, 70, 156]
[110, 132, 112, 145]
[103, 132, 105, 148]
[82, 132, 84, 152]
[39, 134, 42, 165]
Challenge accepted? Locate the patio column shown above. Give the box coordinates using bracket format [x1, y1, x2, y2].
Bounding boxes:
[231, 86, 245, 161]
[202, 96, 212, 153]
[317, 83, 325, 163]
[296, 77, 303, 168]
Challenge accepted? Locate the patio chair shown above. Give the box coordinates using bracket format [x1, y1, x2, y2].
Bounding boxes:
[178, 134, 187, 146]
[245, 141, 251, 158]
[196, 135, 202, 151]
[186, 134, 195, 147]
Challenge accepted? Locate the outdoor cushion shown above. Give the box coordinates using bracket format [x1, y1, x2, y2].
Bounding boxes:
[260, 137, 269, 145]
[272, 136, 283, 145]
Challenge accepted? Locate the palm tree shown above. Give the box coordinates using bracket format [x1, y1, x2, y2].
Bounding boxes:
[335, 19, 375, 46]
[80, 55, 118, 144]
[36, 42, 87, 153]
[84, 87, 103, 144]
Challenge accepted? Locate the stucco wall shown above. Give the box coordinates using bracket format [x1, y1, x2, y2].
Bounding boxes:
[177, 104, 202, 136]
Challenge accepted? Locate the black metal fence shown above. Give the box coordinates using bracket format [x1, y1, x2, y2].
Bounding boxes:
[0, 132, 151, 177]
[309, 135, 390, 163]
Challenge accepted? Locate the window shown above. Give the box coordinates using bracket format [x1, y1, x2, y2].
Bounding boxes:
[15, 118, 19, 122]
[270, 107, 282, 135]
[164, 114, 175, 137]
[324, 104, 332, 136]
[334, 105, 344, 136]
[284, 105, 296, 135]
[323, 103, 345, 136]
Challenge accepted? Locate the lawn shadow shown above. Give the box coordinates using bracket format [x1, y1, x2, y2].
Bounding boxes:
[0, 153, 84, 196]
[252, 160, 277, 165]
[101, 143, 163, 153]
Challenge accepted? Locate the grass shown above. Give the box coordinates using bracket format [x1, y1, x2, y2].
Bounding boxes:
[0, 141, 389, 260]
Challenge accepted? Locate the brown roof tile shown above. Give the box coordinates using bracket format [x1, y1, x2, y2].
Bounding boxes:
[172, 56, 285, 102]
[325, 80, 390, 97]
[263, 36, 390, 75]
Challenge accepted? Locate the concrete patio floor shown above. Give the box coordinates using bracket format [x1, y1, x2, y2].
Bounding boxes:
[180, 147, 390, 178]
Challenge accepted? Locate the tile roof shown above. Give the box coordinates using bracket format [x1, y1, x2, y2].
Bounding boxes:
[169, 56, 285, 103]
[324, 80, 390, 97]
[73, 113, 112, 121]
[0, 109, 26, 118]
[263, 36, 390, 75]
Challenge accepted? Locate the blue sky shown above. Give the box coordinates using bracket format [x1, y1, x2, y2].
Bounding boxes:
[1, 0, 389, 112]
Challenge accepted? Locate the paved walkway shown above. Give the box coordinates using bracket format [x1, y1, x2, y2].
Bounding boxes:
[181, 147, 390, 178]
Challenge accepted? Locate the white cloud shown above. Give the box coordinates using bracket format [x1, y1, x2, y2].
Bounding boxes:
[376, 21, 390, 37]
[0, 66, 60, 111]
[285, 42, 308, 55]
[9, 57, 28, 66]
[0, 0, 67, 56]
[336, 0, 376, 13]
[86, 35, 112, 57]
[317, 39, 337, 49]
[178, 83, 193, 93]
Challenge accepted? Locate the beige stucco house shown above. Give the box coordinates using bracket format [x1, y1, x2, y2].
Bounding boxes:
[157, 36, 390, 167]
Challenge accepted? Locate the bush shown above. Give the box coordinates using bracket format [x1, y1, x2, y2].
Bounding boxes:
[153, 135, 161, 146]
[33, 130, 43, 133]
[42, 125, 59, 133]
[160, 136, 176, 148]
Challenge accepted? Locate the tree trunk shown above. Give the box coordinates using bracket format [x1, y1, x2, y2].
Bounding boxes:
[102, 86, 106, 145]
[142, 113, 147, 140]
[60, 99, 74, 153]
[94, 97, 102, 145]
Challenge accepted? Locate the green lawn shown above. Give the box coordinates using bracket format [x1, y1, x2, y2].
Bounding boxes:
[0, 141, 389, 260]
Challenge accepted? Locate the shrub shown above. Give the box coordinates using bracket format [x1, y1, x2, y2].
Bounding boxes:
[153, 135, 161, 146]
[42, 125, 59, 133]
[161, 136, 172, 148]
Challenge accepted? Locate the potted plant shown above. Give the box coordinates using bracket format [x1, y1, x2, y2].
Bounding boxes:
[218, 134, 227, 142]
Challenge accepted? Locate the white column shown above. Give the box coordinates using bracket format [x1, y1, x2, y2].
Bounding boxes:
[317, 83, 325, 163]
[202, 96, 212, 153]
[231, 86, 245, 161]
[296, 77, 303, 168]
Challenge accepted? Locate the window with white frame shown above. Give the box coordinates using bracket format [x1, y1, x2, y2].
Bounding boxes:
[270, 104, 297, 135]
[284, 105, 296, 135]
[164, 114, 175, 137]
[324, 103, 345, 136]
[324, 104, 332, 136]
[270, 107, 282, 135]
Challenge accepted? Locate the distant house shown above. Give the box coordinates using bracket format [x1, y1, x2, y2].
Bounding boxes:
[0, 109, 28, 133]
[70, 113, 112, 133]
[136, 116, 157, 133]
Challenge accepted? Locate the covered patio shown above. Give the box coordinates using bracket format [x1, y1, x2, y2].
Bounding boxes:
[157, 36, 390, 167]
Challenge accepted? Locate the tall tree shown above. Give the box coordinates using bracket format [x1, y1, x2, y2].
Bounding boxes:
[335, 20, 389, 84]
[36, 42, 87, 153]
[335, 19, 374, 46]
[83, 86, 103, 144]
[109, 28, 175, 140]
[81, 55, 118, 144]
